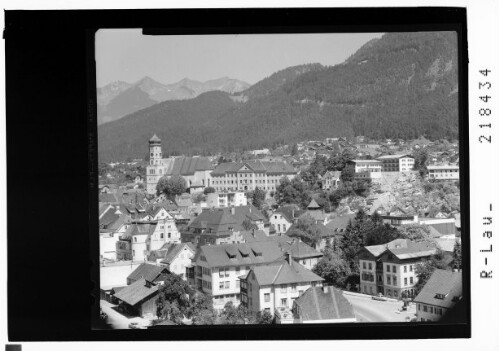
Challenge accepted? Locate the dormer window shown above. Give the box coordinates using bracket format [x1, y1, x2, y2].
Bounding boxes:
[435, 293, 447, 300]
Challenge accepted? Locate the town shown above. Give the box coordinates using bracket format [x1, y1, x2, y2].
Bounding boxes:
[97, 133, 462, 328]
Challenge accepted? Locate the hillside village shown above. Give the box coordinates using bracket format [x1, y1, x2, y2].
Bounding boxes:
[98, 134, 463, 328]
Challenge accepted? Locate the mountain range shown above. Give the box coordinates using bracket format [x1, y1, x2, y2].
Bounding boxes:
[97, 76, 250, 124]
[98, 31, 459, 162]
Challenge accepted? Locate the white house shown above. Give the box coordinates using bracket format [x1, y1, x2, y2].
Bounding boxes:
[377, 154, 415, 172]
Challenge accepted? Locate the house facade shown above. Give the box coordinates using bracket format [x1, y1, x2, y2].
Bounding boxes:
[376, 154, 415, 172]
[193, 241, 284, 310]
[210, 160, 297, 193]
[206, 191, 248, 208]
[426, 165, 460, 180]
[321, 171, 342, 191]
[241, 254, 324, 316]
[348, 160, 382, 179]
[357, 239, 438, 299]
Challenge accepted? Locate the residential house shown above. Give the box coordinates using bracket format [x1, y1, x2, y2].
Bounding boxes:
[99, 205, 131, 261]
[193, 241, 285, 310]
[322, 171, 341, 191]
[275, 286, 356, 324]
[269, 205, 305, 235]
[376, 154, 415, 172]
[158, 243, 196, 281]
[241, 252, 324, 316]
[414, 269, 462, 322]
[126, 263, 170, 285]
[318, 213, 356, 251]
[419, 217, 457, 239]
[206, 191, 248, 208]
[210, 160, 297, 194]
[356, 239, 438, 299]
[426, 165, 460, 180]
[347, 159, 382, 179]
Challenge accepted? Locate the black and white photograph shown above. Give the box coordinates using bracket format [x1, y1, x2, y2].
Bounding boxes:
[95, 29, 465, 329]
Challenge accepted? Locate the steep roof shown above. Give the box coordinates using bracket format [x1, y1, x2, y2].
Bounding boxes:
[251, 260, 324, 286]
[165, 157, 213, 176]
[240, 230, 269, 243]
[307, 199, 320, 210]
[149, 134, 161, 142]
[99, 193, 120, 203]
[274, 205, 305, 223]
[323, 170, 342, 179]
[160, 243, 195, 265]
[414, 269, 462, 309]
[127, 263, 167, 283]
[294, 286, 356, 321]
[325, 214, 355, 233]
[211, 160, 296, 176]
[114, 278, 159, 306]
[197, 241, 284, 268]
[380, 239, 438, 260]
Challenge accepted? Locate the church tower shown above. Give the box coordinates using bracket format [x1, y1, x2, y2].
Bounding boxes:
[149, 134, 162, 166]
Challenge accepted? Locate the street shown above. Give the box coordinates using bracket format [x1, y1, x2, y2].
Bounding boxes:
[343, 292, 416, 323]
[100, 300, 151, 329]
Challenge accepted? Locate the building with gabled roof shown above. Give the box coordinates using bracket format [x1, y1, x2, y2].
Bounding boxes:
[241, 252, 324, 316]
[376, 154, 415, 172]
[193, 241, 285, 310]
[270, 204, 305, 235]
[322, 170, 341, 191]
[210, 160, 297, 194]
[414, 269, 462, 322]
[285, 285, 356, 324]
[126, 263, 170, 285]
[145, 135, 214, 194]
[357, 239, 439, 299]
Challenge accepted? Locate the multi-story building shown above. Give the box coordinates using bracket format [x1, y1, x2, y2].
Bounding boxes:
[181, 205, 269, 246]
[414, 269, 462, 322]
[321, 170, 341, 191]
[193, 241, 285, 310]
[206, 191, 248, 208]
[426, 165, 460, 180]
[357, 239, 438, 299]
[347, 160, 382, 179]
[210, 160, 297, 193]
[376, 154, 415, 172]
[99, 204, 131, 261]
[270, 205, 305, 235]
[241, 252, 324, 316]
[145, 134, 213, 194]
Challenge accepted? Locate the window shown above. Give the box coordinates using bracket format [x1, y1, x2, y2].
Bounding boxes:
[418, 304, 420, 311]
[160, 233, 164, 239]
[392, 265, 397, 273]
[404, 278, 408, 286]
[363, 262, 366, 269]
[410, 265, 413, 272]
[168, 233, 171, 238]
[393, 276, 397, 285]
[225, 281, 230, 289]
[283, 224, 286, 232]
[281, 284, 287, 293]
[429, 306, 433, 314]
[291, 284, 297, 292]
[264, 293, 270, 302]
[219, 268, 224, 278]
[404, 266, 407, 273]
[387, 265, 390, 272]
[368, 262, 372, 270]
[423, 305, 428, 312]
[410, 277, 414, 284]
[236, 266, 240, 273]
[386, 275, 391, 285]
[219, 282, 225, 289]
[134, 237, 137, 243]
[281, 298, 287, 307]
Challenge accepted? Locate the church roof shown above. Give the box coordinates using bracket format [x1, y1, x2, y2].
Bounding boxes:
[149, 134, 161, 142]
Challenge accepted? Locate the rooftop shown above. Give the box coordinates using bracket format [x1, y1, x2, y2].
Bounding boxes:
[414, 269, 462, 309]
[113, 278, 159, 306]
[251, 260, 324, 286]
[294, 286, 356, 321]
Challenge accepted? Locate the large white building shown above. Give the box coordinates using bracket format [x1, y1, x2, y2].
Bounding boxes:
[376, 154, 415, 172]
[206, 191, 248, 208]
[210, 160, 297, 193]
[146, 135, 213, 194]
[348, 159, 382, 179]
[426, 165, 460, 180]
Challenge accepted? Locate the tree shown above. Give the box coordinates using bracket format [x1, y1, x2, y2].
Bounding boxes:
[156, 175, 187, 198]
[414, 249, 452, 296]
[363, 223, 401, 246]
[203, 186, 216, 195]
[312, 252, 351, 288]
[452, 240, 462, 271]
[291, 143, 299, 156]
[219, 301, 251, 325]
[397, 224, 433, 243]
[187, 293, 218, 325]
[275, 176, 311, 209]
[287, 215, 322, 247]
[340, 166, 355, 183]
[155, 273, 192, 323]
[251, 187, 266, 210]
[255, 310, 274, 324]
[241, 219, 258, 231]
[413, 148, 429, 177]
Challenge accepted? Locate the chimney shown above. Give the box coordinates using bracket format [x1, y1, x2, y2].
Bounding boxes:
[285, 251, 292, 264]
[231, 207, 235, 215]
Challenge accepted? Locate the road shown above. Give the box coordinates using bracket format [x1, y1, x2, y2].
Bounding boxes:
[100, 300, 151, 329]
[343, 292, 416, 323]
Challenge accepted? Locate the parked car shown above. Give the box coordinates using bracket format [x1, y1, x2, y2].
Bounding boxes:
[372, 293, 387, 302]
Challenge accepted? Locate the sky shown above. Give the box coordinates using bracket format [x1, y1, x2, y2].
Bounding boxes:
[95, 29, 383, 87]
